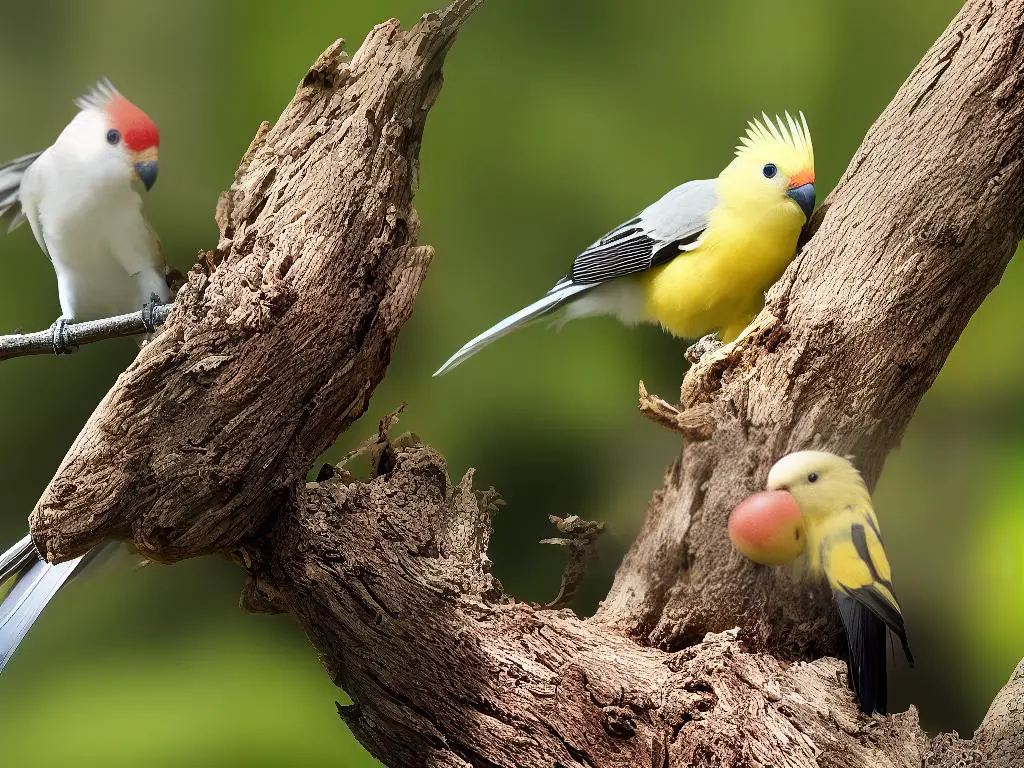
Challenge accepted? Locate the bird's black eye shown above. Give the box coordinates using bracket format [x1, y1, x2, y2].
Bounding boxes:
[807, 472, 819, 483]
[106, 129, 121, 146]
[762, 163, 778, 179]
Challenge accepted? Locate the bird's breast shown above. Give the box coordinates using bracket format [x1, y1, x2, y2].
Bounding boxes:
[642, 206, 802, 340]
[36, 179, 160, 319]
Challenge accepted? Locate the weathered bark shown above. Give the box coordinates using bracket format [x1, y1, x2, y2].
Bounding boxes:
[597, 0, 1024, 659]
[247, 443, 1022, 767]
[23, 1, 1024, 766]
[30, 3, 472, 562]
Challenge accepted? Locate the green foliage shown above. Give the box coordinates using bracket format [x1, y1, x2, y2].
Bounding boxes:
[0, 0, 1013, 763]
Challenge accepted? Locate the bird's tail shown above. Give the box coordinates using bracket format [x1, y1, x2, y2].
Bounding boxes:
[433, 282, 593, 376]
[0, 152, 42, 232]
[0, 534, 85, 673]
[836, 594, 888, 714]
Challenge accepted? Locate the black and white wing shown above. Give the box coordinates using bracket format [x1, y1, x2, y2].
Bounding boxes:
[556, 178, 717, 289]
[0, 152, 41, 233]
[433, 179, 717, 376]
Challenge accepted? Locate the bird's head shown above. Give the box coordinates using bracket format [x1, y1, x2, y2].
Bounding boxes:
[61, 80, 160, 191]
[766, 450, 867, 521]
[720, 112, 815, 223]
[730, 451, 863, 567]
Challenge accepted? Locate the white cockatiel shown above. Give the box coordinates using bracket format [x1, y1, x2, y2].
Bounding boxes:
[0, 81, 167, 673]
[0, 79, 168, 351]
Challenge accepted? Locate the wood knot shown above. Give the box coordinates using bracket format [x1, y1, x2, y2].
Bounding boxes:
[680, 312, 784, 409]
[601, 706, 637, 738]
[541, 514, 605, 608]
[916, 214, 966, 249]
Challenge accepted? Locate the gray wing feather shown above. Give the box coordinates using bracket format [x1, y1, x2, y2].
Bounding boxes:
[0, 152, 42, 233]
[0, 534, 86, 673]
[638, 178, 718, 241]
[565, 179, 717, 286]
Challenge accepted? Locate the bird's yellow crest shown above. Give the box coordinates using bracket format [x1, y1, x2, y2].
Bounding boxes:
[736, 112, 815, 178]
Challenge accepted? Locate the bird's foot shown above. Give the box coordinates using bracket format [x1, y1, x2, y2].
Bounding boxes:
[49, 316, 76, 356]
[685, 333, 723, 364]
[691, 314, 780, 367]
[140, 293, 163, 333]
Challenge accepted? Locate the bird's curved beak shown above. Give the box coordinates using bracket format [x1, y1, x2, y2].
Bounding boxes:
[787, 172, 815, 221]
[133, 160, 159, 191]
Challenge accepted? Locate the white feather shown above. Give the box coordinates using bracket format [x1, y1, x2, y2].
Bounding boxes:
[0, 535, 83, 673]
[559, 278, 648, 326]
[18, 107, 167, 320]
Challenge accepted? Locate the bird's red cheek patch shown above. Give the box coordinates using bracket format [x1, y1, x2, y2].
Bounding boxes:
[728, 490, 805, 565]
[108, 94, 159, 151]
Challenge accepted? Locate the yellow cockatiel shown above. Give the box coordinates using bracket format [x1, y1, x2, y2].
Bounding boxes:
[434, 112, 815, 375]
[766, 451, 914, 715]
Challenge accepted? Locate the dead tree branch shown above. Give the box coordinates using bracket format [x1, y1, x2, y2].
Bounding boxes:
[21, 0, 1024, 766]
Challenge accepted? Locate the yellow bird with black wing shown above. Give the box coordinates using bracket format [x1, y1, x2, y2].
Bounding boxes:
[730, 450, 914, 714]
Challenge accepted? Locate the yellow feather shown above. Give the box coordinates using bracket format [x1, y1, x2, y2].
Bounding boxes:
[641, 112, 814, 341]
[767, 451, 904, 621]
[766, 451, 913, 713]
[821, 532, 874, 590]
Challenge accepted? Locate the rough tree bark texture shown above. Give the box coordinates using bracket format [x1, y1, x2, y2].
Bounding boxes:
[247, 443, 1023, 767]
[597, 0, 1024, 659]
[30, 4, 462, 561]
[23, 1, 1024, 766]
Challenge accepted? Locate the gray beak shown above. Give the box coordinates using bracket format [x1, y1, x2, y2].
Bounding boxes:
[787, 182, 815, 220]
[134, 160, 159, 191]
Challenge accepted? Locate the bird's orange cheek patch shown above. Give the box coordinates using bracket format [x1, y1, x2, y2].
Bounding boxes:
[788, 169, 815, 189]
[728, 490, 805, 565]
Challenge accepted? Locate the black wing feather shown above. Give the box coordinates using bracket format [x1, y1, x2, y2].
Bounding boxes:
[567, 229, 701, 285]
[556, 179, 716, 287]
[842, 584, 914, 667]
[848, 524, 914, 665]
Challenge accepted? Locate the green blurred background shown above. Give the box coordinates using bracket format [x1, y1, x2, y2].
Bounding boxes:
[0, 0, 1018, 765]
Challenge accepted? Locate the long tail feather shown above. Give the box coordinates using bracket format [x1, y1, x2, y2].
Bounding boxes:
[0, 535, 38, 583]
[836, 593, 888, 714]
[0, 535, 85, 673]
[433, 283, 592, 376]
